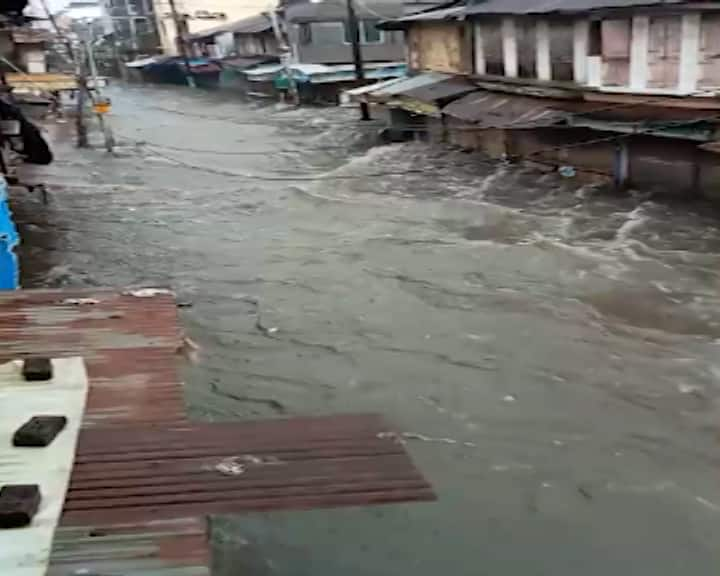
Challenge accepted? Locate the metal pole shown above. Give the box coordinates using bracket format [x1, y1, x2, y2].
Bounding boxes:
[167, 0, 196, 88]
[345, 0, 370, 120]
[38, 0, 88, 146]
[269, 6, 298, 105]
[85, 35, 114, 153]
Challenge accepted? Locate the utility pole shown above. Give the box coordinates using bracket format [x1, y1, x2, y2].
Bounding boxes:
[85, 33, 114, 153]
[38, 0, 88, 146]
[345, 0, 370, 120]
[167, 0, 196, 88]
[269, 5, 298, 105]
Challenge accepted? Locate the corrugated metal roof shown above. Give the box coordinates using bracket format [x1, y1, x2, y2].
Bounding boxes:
[0, 289, 434, 574]
[443, 90, 568, 127]
[400, 76, 476, 102]
[62, 414, 435, 525]
[464, 0, 688, 15]
[186, 13, 272, 40]
[0, 289, 187, 428]
[285, 0, 403, 22]
[384, 0, 693, 23]
[48, 517, 211, 576]
[367, 71, 453, 99]
[0, 289, 207, 575]
[379, 5, 466, 28]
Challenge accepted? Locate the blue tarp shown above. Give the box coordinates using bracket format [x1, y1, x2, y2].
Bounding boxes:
[0, 177, 19, 290]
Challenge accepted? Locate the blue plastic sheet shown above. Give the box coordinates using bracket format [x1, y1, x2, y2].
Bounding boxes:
[0, 178, 19, 290]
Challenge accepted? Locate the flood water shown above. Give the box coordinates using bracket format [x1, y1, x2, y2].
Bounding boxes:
[13, 85, 720, 575]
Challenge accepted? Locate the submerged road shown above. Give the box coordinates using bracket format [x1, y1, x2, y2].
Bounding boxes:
[13, 85, 720, 575]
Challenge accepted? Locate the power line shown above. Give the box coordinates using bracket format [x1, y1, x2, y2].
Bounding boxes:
[143, 144, 429, 180]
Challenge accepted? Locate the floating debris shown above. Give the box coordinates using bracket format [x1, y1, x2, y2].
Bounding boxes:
[377, 431, 471, 446]
[210, 454, 284, 476]
[125, 288, 175, 298]
[61, 298, 99, 305]
[215, 457, 245, 476]
[577, 484, 593, 501]
[490, 463, 533, 472]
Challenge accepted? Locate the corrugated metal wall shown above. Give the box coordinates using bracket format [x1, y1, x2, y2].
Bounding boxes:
[0, 177, 18, 290]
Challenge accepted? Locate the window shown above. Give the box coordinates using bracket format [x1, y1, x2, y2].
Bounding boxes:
[134, 17, 149, 35]
[299, 23, 312, 45]
[344, 20, 384, 44]
[363, 20, 382, 43]
[589, 20, 602, 56]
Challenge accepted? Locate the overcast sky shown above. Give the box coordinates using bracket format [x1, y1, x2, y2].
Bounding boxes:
[27, 0, 73, 16]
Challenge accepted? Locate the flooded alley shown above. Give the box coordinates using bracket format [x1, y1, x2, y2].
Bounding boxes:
[12, 85, 720, 575]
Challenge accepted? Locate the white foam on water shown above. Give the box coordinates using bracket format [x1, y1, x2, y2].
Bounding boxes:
[615, 205, 649, 243]
[695, 496, 720, 512]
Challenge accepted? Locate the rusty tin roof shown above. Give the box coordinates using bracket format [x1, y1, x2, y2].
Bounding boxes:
[0, 289, 434, 574]
[0, 289, 188, 428]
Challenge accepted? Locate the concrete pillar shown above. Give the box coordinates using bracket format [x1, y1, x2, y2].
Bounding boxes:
[573, 19, 590, 84]
[679, 13, 701, 94]
[474, 22, 486, 75]
[587, 56, 602, 86]
[536, 20, 551, 81]
[630, 15, 649, 90]
[502, 17, 518, 78]
[614, 140, 630, 189]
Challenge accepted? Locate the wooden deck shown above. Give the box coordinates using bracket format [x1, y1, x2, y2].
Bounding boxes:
[0, 289, 434, 575]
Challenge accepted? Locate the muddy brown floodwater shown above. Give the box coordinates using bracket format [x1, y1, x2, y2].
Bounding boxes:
[12, 85, 720, 575]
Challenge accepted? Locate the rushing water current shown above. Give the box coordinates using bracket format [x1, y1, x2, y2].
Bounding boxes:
[14, 85, 720, 575]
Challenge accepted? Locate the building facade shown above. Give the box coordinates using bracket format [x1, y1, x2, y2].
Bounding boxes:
[154, 0, 272, 55]
[283, 0, 406, 64]
[106, 0, 159, 55]
[368, 0, 720, 199]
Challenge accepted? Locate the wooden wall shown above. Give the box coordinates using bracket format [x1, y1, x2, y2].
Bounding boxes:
[408, 23, 471, 74]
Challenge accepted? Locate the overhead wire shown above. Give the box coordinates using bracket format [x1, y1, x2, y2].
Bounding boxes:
[113, 78, 720, 178]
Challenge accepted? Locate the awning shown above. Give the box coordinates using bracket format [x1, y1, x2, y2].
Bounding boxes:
[125, 56, 170, 68]
[343, 76, 411, 99]
[246, 62, 407, 84]
[293, 62, 406, 84]
[244, 63, 284, 81]
[443, 91, 568, 128]
[222, 55, 278, 70]
[364, 72, 453, 101]
[399, 76, 476, 103]
[5, 72, 77, 91]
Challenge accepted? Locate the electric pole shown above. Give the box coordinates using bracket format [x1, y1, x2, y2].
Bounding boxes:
[38, 0, 88, 146]
[345, 0, 370, 120]
[167, 0, 196, 88]
[85, 33, 114, 153]
[269, 6, 298, 105]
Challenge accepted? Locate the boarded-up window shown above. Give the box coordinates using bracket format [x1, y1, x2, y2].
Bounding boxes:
[309, 22, 345, 45]
[411, 23, 466, 74]
[601, 19, 631, 58]
[550, 20, 573, 81]
[647, 16, 681, 89]
[516, 19, 536, 78]
[601, 19, 631, 86]
[407, 27, 422, 71]
[482, 19, 504, 75]
[589, 20, 602, 56]
[699, 14, 720, 88]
